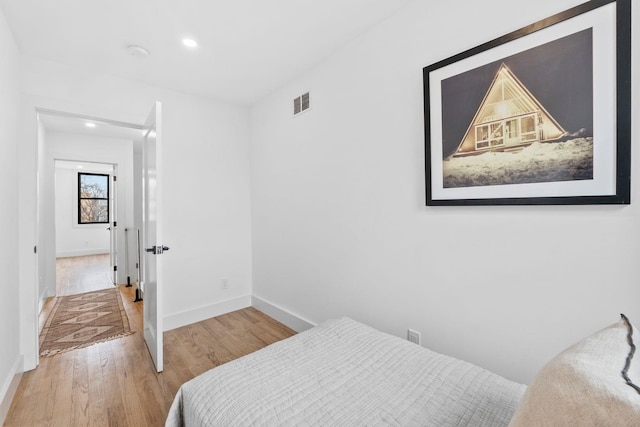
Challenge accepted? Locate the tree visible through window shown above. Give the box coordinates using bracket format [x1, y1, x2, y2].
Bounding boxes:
[78, 173, 109, 224]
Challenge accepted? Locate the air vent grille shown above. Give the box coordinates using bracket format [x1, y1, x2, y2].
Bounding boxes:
[293, 92, 310, 116]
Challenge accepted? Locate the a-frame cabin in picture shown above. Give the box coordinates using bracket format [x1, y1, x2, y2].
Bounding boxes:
[452, 63, 566, 158]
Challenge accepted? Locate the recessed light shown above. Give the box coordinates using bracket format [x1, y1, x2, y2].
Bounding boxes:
[182, 38, 198, 48]
[85, 122, 96, 128]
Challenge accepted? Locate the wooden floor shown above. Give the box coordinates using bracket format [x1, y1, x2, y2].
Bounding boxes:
[5, 285, 297, 426]
[56, 254, 113, 296]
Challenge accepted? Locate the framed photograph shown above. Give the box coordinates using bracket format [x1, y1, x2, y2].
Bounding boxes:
[423, 0, 631, 206]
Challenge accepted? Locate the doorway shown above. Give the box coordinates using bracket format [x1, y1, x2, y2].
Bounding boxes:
[53, 160, 115, 297]
[36, 110, 140, 341]
[34, 105, 164, 372]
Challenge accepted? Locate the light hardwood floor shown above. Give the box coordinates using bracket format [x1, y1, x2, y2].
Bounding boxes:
[56, 254, 113, 296]
[5, 285, 297, 426]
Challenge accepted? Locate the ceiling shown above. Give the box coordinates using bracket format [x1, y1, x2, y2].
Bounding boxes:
[38, 112, 145, 140]
[1, 0, 413, 106]
[55, 159, 114, 173]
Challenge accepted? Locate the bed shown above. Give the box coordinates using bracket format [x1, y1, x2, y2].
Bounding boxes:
[166, 317, 526, 426]
[167, 314, 640, 426]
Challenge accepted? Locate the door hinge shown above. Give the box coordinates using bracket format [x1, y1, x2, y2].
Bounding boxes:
[114, 266, 118, 271]
[113, 176, 117, 182]
[34, 246, 37, 254]
[113, 221, 117, 227]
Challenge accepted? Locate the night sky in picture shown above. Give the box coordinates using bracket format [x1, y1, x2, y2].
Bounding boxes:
[439, 28, 593, 159]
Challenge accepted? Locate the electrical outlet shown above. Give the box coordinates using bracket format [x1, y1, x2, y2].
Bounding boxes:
[407, 329, 421, 345]
[221, 278, 229, 290]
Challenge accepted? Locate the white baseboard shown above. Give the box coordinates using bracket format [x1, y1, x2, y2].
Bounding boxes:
[56, 249, 109, 258]
[251, 295, 315, 332]
[0, 355, 23, 425]
[163, 295, 252, 331]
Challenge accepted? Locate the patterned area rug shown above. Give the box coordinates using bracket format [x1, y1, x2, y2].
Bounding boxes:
[40, 287, 132, 356]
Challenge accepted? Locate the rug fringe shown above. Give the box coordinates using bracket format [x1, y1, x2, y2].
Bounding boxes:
[40, 331, 135, 357]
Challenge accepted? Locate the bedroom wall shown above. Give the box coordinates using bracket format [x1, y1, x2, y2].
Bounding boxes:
[0, 5, 22, 423]
[18, 56, 253, 369]
[250, 0, 640, 384]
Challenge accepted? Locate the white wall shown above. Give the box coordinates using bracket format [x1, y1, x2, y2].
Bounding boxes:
[36, 119, 50, 308]
[250, 0, 640, 384]
[54, 164, 112, 257]
[18, 57, 253, 369]
[0, 6, 22, 423]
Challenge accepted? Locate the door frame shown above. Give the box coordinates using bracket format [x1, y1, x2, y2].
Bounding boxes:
[31, 107, 154, 368]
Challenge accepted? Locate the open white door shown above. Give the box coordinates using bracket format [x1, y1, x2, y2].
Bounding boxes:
[142, 102, 164, 372]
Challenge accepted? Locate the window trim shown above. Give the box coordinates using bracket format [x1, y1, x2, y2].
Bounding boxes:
[78, 172, 110, 225]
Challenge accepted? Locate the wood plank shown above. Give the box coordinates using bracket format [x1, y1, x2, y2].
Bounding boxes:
[4, 283, 296, 426]
[50, 352, 75, 426]
[87, 343, 107, 427]
[70, 347, 90, 427]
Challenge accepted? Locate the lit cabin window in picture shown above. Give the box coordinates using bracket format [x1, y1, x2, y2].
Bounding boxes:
[78, 172, 109, 224]
[293, 92, 310, 116]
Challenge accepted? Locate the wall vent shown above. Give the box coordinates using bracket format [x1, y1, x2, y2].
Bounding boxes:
[293, 92, 310, 116]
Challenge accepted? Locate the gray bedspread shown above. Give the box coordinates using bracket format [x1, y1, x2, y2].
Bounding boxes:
[166, 317, 525, 426]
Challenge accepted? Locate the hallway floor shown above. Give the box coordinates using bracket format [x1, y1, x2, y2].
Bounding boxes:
[56, 254, 113, 296]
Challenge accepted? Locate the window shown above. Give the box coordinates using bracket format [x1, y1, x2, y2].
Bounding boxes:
[520, 114, 538, 142]
[506, 118, 519, 140]
[489, 122, 504, 147]
[78, 173, 109, 224]
[475, 124, 489, 149]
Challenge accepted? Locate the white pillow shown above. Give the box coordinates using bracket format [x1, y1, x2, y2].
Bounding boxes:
[509, 314, 640, 426]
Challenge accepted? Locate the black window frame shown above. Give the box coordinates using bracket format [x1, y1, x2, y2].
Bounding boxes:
[78, 172, 110, 225]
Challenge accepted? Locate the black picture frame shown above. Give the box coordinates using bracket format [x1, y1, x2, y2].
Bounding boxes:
[423, 0, 631, 206]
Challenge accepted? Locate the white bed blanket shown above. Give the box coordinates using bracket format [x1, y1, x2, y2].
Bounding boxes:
[166, 317, 525, 426]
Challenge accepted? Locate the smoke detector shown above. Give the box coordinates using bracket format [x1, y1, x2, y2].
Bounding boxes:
[126, 44, 150, 58]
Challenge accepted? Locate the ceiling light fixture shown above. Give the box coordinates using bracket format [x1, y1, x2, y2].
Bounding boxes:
[85, 122, 96, 128]
[182, 38, 198, 48]
[126, 44, 150, 58]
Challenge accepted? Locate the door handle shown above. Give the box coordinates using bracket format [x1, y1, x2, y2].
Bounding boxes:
[145, 245, 170, 255]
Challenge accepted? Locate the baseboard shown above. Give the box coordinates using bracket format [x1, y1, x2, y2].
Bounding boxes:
[163, 295, 252, 331]
[56, 249, 109, 258]
[251, 295, 315, 332]
[0, 355, 23, 425]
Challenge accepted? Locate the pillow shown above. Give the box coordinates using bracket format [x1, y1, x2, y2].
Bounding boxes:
[509, 314, 640, 427]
